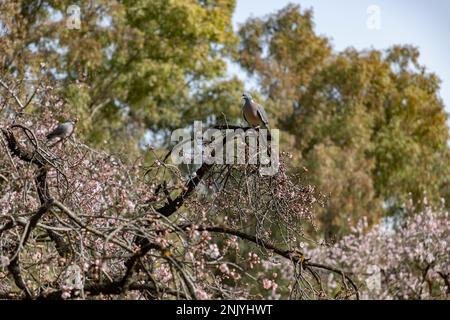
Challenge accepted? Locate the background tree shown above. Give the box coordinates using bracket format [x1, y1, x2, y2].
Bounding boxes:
[0, 0, 243, 156]
[237, 4, 450, 237]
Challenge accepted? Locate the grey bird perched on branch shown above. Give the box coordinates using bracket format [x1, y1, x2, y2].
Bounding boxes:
[241, 93, 271, 138]
[46, 119, 77, 142]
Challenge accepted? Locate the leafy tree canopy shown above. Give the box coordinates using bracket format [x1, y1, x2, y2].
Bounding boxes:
[237, 4, 450, 236]
[1, 0, 242, 154]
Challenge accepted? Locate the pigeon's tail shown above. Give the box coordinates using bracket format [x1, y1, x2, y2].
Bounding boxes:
[261, 127, 272, 158]
[267, 135, 272, 158]
[266, 127, 272, 142]
[46, 133, 56, 141]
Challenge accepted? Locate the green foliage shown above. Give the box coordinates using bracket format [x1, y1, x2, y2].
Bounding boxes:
[1, 0, 240, 155]
[237, 4, 450, 237]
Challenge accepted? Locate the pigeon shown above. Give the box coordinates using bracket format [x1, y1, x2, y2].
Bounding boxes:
[241, 93, 270, 130]
[46, 119, 77, 141]
[241, 93, 272, 158]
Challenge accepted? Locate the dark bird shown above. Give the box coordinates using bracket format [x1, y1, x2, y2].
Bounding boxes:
[241, 93, 273, 160]
[241, 93, 270, 130]
[46, 119, 77, 141]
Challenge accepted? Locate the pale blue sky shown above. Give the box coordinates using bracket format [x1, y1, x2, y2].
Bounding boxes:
[230, 0, 450, 118]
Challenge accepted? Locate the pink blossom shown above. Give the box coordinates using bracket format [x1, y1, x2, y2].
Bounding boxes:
[263, 278, 272, 289]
